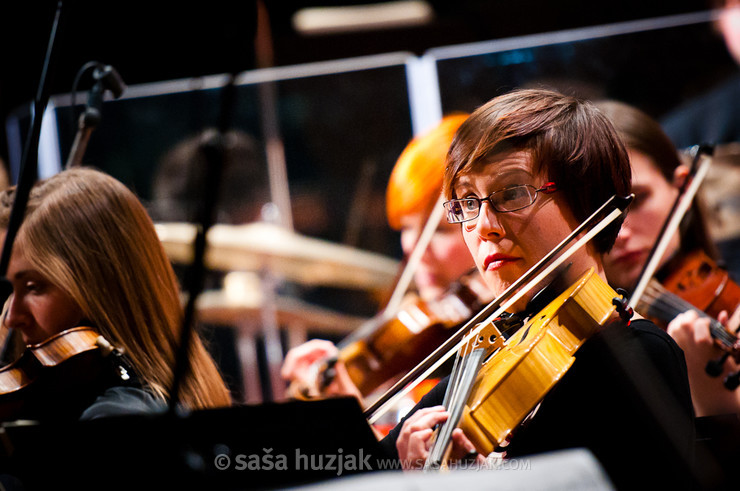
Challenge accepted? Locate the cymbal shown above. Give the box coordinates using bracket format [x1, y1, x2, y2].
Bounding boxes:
[194, 273, 368, 335]
[195, 290, 368, 335]
[156, 221, 399, 290]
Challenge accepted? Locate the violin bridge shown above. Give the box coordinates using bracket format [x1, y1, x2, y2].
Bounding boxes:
[464, 321, 504, 358]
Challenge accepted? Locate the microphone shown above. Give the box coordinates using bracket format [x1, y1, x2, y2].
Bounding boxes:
[66, 62, 126, 169]
[93, 64, 126, 99]
[85, 64, 126, 123]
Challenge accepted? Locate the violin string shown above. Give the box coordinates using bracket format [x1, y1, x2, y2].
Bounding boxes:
[638, 285, 690, 319]
[639, 282, 736, 346]
[428, 341, 469, 469]
[444, 345, 464, 408]
[426, 348, 486, 469]
[642, 282, 702, 319]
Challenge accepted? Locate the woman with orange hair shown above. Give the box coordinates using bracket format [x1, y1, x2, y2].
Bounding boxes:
[281, 114, 490, 403]
[386, 114, 479, 302]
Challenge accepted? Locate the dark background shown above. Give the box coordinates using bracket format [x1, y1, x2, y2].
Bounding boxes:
[0, 0, 712, 168]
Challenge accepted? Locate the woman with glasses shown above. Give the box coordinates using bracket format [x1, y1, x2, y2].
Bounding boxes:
[382, 89, 697, 490]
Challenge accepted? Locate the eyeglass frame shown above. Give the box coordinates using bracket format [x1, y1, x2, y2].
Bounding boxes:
[443, 182, 558, 224]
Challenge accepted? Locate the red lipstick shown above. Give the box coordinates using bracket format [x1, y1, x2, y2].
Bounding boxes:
[484, 253, 521, 271]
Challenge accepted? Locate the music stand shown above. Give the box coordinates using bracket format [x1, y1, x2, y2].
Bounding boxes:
[0, 397, 386, 490]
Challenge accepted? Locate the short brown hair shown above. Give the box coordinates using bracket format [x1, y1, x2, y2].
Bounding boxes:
[444, 88, 631, 253]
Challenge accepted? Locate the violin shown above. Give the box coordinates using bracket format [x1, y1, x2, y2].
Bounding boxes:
[339, 274, 489, 396]
[0, 326, 131, 422]
[635, 250, 740, 385]
[650, 249, 740, 324]
[364, 194, 633, 424]
[425, 268, 624, 466]
[289, 271, 491, 399]
[626, 146, 740, 386]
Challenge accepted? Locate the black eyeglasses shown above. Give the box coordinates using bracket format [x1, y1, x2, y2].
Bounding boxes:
[443, 182, 558, 224]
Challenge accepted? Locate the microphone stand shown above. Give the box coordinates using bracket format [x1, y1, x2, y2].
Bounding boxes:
[0, 1, 64, 279]
[167, 73, 237, 416]
[66, 63, 126, 169]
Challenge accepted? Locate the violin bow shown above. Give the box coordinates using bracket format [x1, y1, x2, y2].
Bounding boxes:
[364, 194, 633, 423]
[627, 145, 714, 310]
[0, 1, 64, 279]
[339, 195, 446, 349]
[384, 195, 446, 315]
[0, 2, 64, 362]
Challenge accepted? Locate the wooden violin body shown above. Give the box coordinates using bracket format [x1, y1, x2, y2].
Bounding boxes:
[340, 281, 486, 396]
[454, 269, 620, 457]
[661, 250, 740, 322]
[289, 277, 488, 399]
[637, 249, 740, 357]
[0, 326, 128, 422]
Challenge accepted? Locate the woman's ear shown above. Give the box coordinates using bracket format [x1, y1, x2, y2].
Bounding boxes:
[673, 164, 689, 189]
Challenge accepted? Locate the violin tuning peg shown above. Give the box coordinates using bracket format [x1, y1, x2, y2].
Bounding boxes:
[95, 335, 114, 356]
[723, 371, 740, 391]
[612, 290, 634, 322]
[705, 353, 729, 378]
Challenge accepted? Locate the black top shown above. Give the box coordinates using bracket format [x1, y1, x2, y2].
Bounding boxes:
[380, 319, 698, 489]
[0, 344, 162, 424]
[79, 385, 165, 420]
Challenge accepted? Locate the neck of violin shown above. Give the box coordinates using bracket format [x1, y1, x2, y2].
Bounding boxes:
[637, 280, 737, 349]
[424, 320, 506, 470]
[424, 348, 485, 471]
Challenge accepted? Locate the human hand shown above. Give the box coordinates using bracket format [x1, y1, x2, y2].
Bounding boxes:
[281, 339, 338, 391]
[281, 339, 365, 402]
[667, 309, 740, 416]
[395, 406, 484, 470]
[667, 310, 717, 365]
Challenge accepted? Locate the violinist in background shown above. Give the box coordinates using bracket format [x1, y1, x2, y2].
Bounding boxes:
[281, 114, 492, 404]
[598, 100, 740, 418]
[0, 167, 231, 422]
[598, 99, 720, 296]
[386, 88, 697, 489]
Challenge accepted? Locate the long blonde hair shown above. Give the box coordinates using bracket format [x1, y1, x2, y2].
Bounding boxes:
[6, 168, 231, 409]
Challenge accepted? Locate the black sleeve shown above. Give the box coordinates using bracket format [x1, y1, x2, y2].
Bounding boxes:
[378, 376, 449, 461]
[503, 319, 696, 490]
[79, 386, 166, 420]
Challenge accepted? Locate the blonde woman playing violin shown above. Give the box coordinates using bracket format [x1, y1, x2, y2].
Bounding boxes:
[0, 168, 231, 422]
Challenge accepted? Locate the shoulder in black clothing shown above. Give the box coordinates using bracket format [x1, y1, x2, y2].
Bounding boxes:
[380, 319, 698, 488]
[79, 385, 166, 421]
[503, 318, 696, 489]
